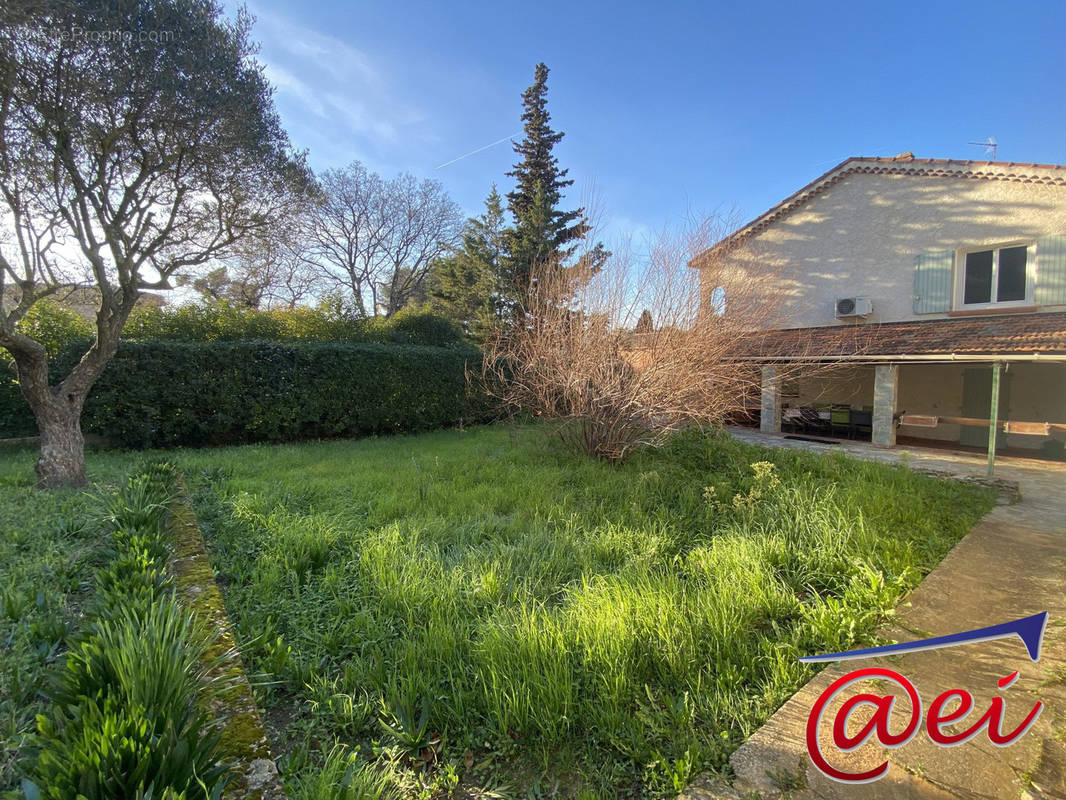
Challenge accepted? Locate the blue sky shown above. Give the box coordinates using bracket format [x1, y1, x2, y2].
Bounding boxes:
[243, 0, 1066, 242]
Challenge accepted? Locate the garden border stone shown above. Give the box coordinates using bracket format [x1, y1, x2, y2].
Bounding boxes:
[167, 482, 286, 800]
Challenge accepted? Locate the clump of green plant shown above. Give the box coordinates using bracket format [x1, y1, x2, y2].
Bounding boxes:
[21, 464, 232, 800]
[377, 694, 439, 761]
[30, 601, 229, 799]
[0, 454, 126, 793]
[703, 459, 781, 512]
[286, 745, 395, 800]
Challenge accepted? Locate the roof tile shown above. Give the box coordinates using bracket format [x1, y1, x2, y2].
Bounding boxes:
[733, 311, 1066, 359]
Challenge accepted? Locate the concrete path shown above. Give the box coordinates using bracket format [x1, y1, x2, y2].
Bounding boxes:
[684, 429, 1066, 800]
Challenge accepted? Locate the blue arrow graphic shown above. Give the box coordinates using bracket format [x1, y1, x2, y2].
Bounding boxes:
[798, 612, 1048, 664]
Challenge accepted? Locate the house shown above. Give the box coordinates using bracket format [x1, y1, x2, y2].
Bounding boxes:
[699, 153, 1066, 459]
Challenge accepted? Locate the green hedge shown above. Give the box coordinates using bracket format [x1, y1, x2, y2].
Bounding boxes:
[40, 340, 483, 449]
[0, 378, 34, 438]
[1, 306, 479, 441]
[1, 339, 488, 445]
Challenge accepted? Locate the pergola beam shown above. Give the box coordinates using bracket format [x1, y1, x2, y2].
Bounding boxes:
[987, 361, 1002, 476]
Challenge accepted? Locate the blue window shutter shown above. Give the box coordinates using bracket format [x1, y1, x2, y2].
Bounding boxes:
[1035, 234, 1066, 306]
[913, 251, 954, 313]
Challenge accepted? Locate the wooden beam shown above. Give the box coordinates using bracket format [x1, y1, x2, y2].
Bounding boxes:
[901, 415, 1066, 434]
[1002, 421, 1052, 436]
[899, 414, 938, 428]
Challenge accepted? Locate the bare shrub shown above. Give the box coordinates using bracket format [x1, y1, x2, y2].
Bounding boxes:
[483, 214, 790, 461]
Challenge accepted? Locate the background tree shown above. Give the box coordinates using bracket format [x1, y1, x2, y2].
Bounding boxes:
[428, 186, 507, 341]
[504, 63, 605, 309]
[305, 162, 462, 317]
[180, 213, 317, 309]
[379, 173, 464, 315]
[635, 308, 654, 334]
[178, 267, 264, 308]
[0, 0, 307, 488]
[302, 162, 387, 318]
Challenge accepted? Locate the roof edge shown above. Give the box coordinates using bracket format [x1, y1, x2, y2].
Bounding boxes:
[758, 309, 1062, 336]
[696, 155, 1066, 263]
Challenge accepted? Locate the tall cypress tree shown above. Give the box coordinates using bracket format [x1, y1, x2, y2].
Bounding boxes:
[505, 63, 593, 299]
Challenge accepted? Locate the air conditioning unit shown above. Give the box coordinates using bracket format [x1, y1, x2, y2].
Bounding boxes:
[835, 296, 873, 319]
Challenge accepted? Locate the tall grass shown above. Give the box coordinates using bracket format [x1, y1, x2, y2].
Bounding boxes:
[286, 745, 394, 800]
[184, 425, 994, 795]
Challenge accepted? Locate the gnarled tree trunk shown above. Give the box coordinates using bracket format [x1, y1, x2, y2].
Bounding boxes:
[32, 394, 87, 489]
[6, 309, 124, 490]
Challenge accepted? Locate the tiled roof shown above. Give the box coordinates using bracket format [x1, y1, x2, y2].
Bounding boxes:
[732, 311, 1066, 360]
[703, 154, 1066, 258]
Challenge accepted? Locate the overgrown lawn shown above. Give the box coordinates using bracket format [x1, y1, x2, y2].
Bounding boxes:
[175, 425, 994, 797]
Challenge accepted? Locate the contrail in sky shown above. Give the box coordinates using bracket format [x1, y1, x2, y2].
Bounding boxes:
[436, 132, 521, 169]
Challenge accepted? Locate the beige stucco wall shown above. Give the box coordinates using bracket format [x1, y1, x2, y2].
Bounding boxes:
[715, 169, 1066, 329]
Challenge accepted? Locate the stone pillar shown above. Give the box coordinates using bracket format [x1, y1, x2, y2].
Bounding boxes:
[760, 365, 781, 434]
[872, 364, 899, 447]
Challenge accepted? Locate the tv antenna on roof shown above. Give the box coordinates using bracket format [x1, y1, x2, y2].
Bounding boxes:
[968, 137, 998, 160]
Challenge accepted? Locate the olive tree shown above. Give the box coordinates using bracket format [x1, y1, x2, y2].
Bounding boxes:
[0, 0, 308, 487]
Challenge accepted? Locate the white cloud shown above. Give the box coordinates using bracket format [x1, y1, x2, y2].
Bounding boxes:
[247, 3, 425, 156]
[322, 93, 398, 144]
[263, 63, 327, 118]
[280, 29, 379, 87]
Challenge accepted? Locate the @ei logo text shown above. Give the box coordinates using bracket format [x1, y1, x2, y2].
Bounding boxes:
[799, 612, 1048, 784]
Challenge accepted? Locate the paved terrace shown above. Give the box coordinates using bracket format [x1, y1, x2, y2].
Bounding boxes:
[685, 428, 1066, 800]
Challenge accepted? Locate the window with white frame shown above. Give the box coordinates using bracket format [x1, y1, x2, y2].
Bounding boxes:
[956, 243, 1032, 308]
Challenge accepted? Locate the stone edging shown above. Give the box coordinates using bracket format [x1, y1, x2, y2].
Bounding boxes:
[167, 485, 285, 800]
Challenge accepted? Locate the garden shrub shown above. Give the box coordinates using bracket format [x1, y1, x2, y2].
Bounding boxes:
[11, 302, 95, 358]
[122, 303, 466, 347]
[361, 308, 465, 348]
[124, 302, 289, 341]
[48, 340, 485, 449]
[0, 302, 95, 438]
